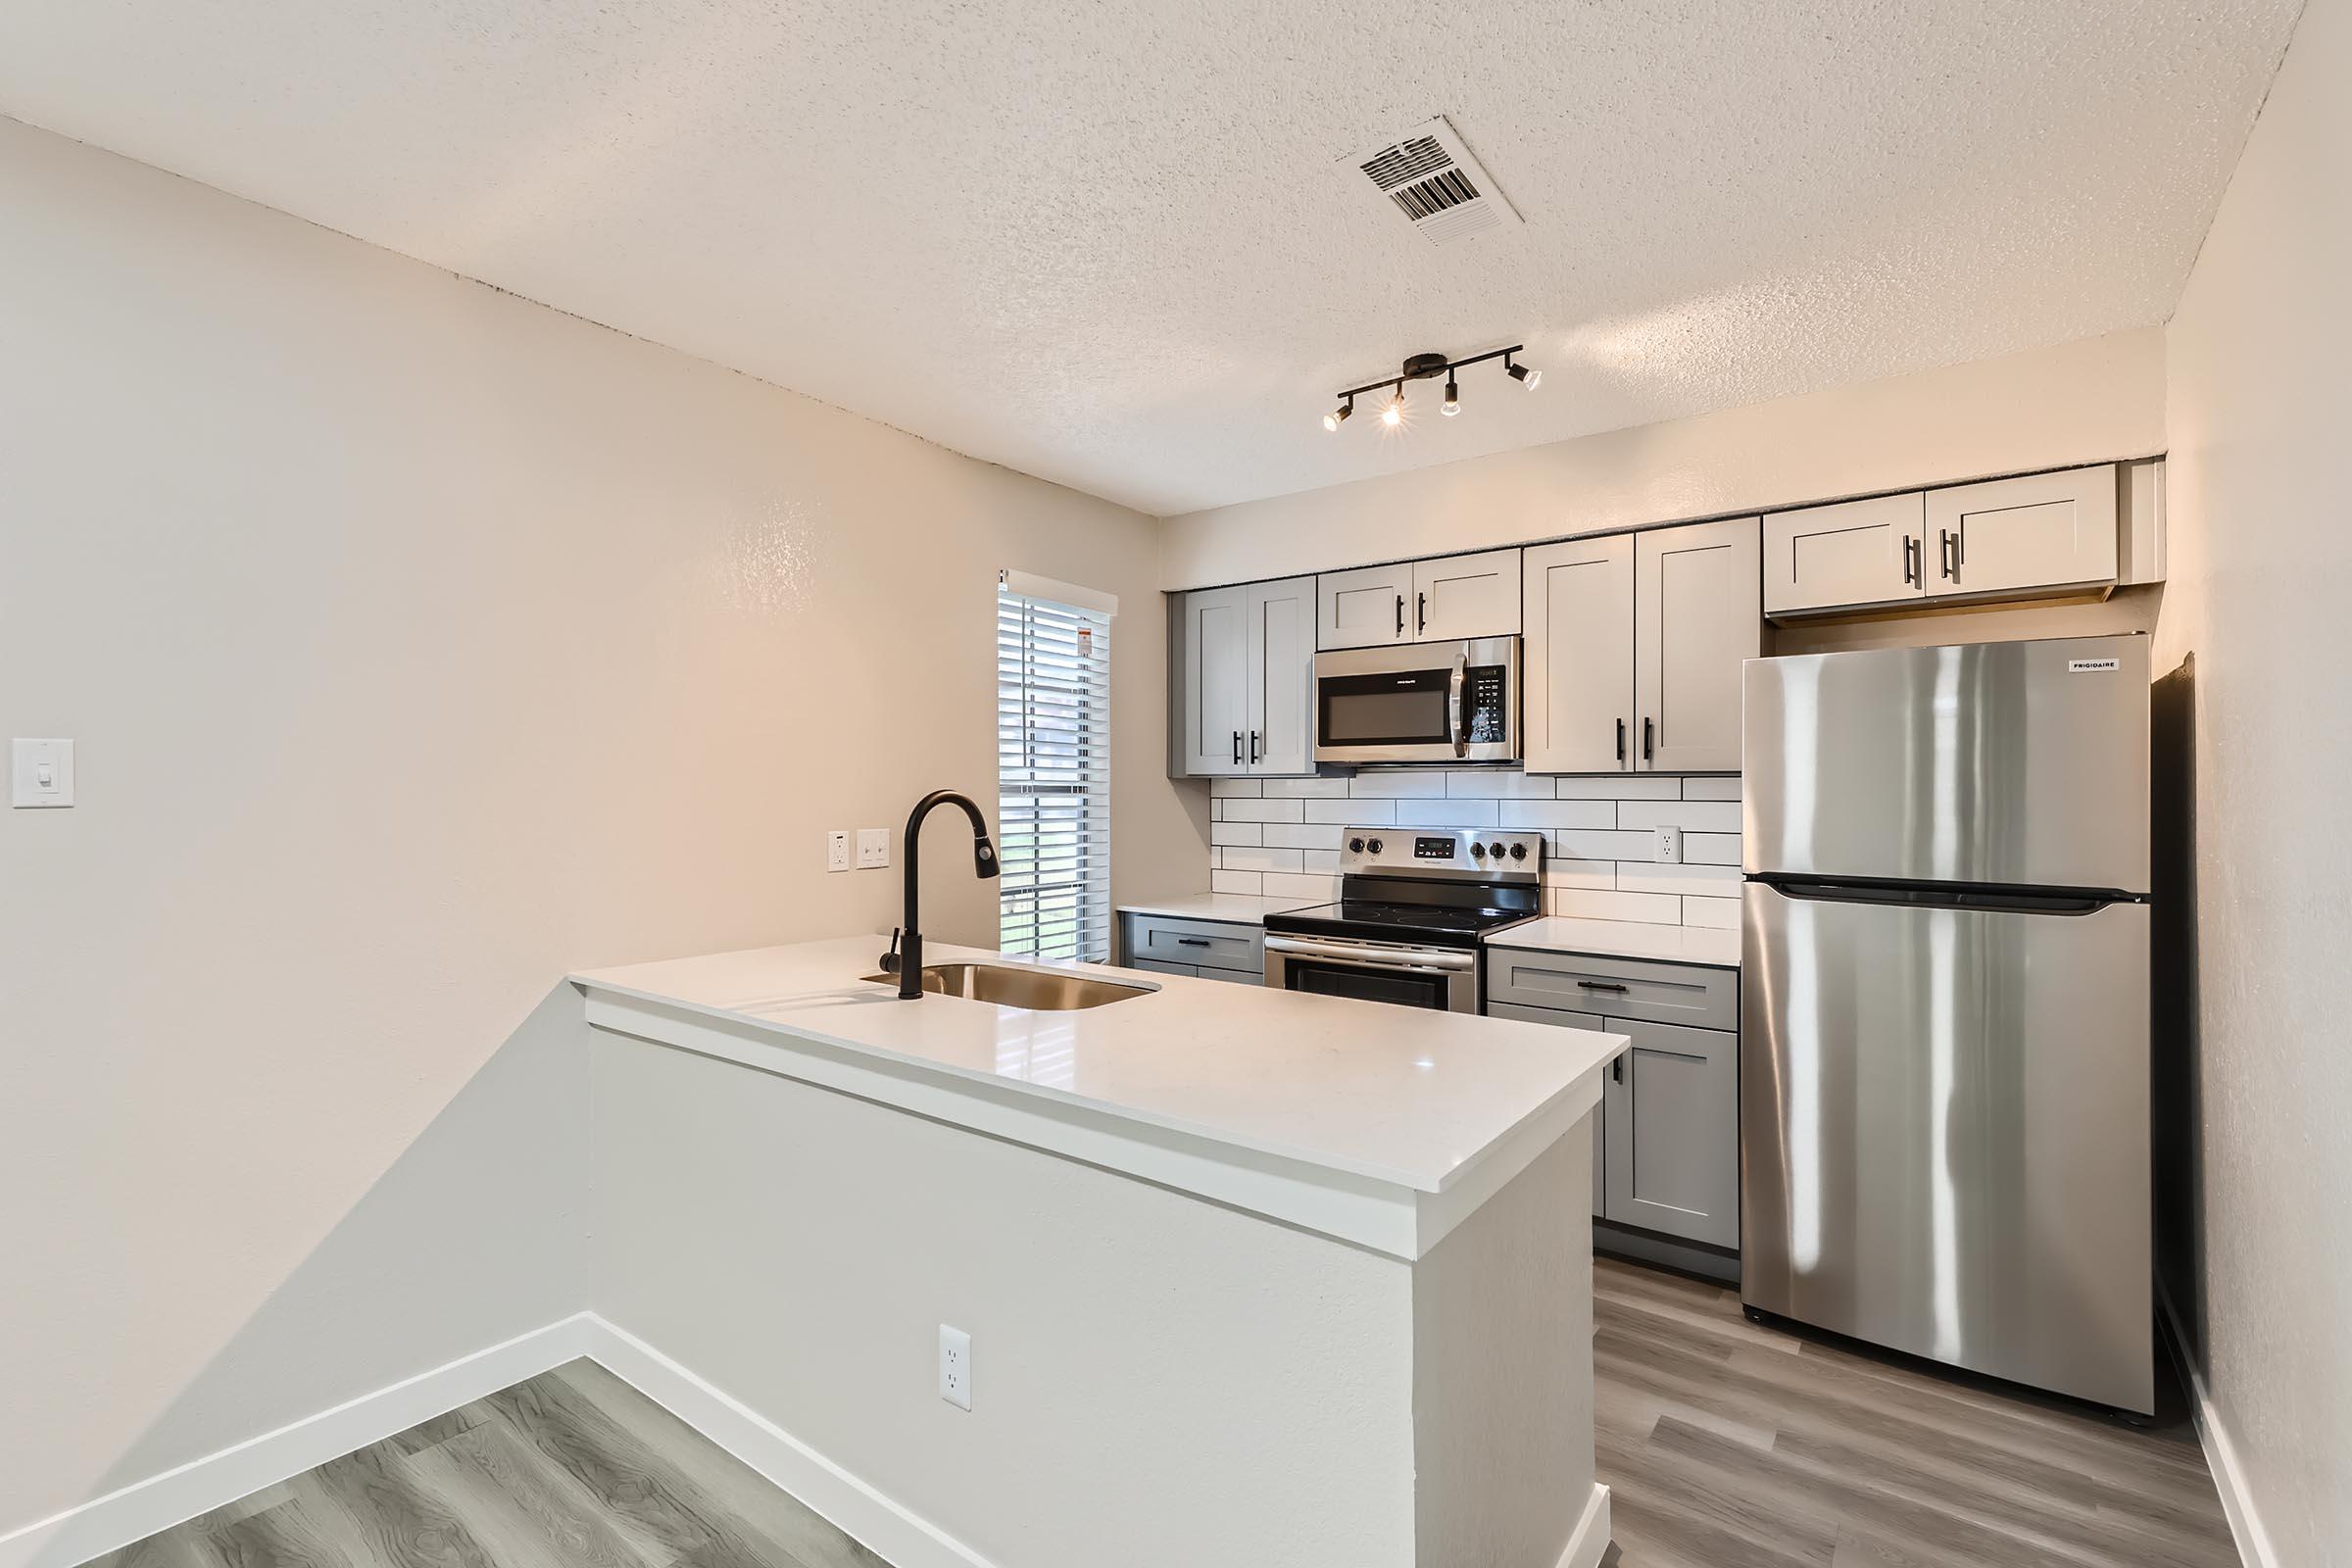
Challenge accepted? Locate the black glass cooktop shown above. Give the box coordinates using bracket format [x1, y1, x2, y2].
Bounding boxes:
[1264, 900, 1536, 951]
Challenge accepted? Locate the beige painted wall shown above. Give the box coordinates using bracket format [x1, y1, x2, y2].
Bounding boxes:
[1160, 328, 2165, 590]
[0, 116, 1197, 1541]
[2158, 0, 2352, 1558]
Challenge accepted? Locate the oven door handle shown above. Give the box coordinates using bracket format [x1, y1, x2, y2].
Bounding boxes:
[1263, 934, 1477, 972]
[1449, 650, 1469, 759]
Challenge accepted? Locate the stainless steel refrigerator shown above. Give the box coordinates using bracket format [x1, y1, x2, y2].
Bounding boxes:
[1740, 633, 2152, 1414]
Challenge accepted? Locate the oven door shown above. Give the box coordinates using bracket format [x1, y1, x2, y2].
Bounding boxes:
[1262, 933, 1478, 1012]
[1313, 638, 1519, 765]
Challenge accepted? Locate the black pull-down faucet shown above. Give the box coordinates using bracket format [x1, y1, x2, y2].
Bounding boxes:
[878, 789, 999, 999]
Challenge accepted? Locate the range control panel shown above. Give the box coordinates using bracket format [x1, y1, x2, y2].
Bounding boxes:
[1337, 825, 1544, 883]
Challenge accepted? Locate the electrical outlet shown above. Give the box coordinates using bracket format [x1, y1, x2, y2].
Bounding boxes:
[1652, 825, 1685, 864]
[857, 828, 891, 869]
[825, 830, 851, 872]
[938, 1324, 972, 1410]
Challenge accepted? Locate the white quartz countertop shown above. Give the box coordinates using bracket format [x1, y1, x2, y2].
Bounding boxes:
[1114, 892, 1318, 923]
[1488, 916, 1741, 969]
[571, 936, 1618, 1201]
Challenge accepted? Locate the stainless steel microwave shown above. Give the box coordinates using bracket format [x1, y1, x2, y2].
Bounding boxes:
[1311, 637, 1520, 765]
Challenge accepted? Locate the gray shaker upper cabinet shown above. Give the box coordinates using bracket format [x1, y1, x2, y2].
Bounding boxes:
[1763, 492, 1928, 616]
[1523, 518, 1757, 774]
[1924, 465, 2118, 603]
[1636, 516, 1761, 773]
[1523, 534, 1635, 774]
[1766, 465, 2124, 619]
[1314, 561, 1415, 649]
[1315, 549, 1521, 649]
[1170, 576, 1316, 778]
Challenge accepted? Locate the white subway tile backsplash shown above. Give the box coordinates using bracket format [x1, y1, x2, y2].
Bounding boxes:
[1498, 799, 1617, 831]
[1615, 860, 1742, 897]
[1548, 888, 1684, 924]
[1393, 798, 1502, 828]
[1687, 832, 1742, 865]
[1345, 772, 1450, 799]
[1550, 774, 1682, 800]
[1551, 829, 1659, 861]
[1218, 845, 1303, 873]
[1220, 798, 1305, 823]
[1614, 799, 1744, 833]
[1682, 896, 1741, 929]
[1262, 776, 1350, 798]
[1305, 798, 1395, 825]
[1193, 767, 1743, 927]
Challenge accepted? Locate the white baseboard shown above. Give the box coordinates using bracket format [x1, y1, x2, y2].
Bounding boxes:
[0, 1314, 596, 1568]
[1555, 1483, 1612, 1568]
[579, 1316, 999, 1568]
[2157, 1287, 2275, 1568]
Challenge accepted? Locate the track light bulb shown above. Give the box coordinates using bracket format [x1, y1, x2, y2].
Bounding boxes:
[1443, 376, 1460, 416]
[1382, 386, 1404, 427]
[1323, 399, 1352, 432]
[1507, 360, 1542, 390]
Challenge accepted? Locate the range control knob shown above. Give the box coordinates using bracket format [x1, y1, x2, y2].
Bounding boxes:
[1470, 841, 1487, 858]
[1348, 837, 1366, 854]
[1490, 842, 1507, 859]
[1508, 842, 1529, 861]
[1366, 838, 1384, 855]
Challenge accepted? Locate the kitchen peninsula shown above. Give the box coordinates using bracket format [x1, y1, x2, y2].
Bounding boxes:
[572, 937, 1621, 1568]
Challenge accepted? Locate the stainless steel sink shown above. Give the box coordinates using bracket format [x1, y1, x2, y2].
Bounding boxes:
[861, 962, 1152, 1010]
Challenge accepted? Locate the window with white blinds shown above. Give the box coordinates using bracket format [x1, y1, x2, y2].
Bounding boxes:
[997, 576, 1112, 963]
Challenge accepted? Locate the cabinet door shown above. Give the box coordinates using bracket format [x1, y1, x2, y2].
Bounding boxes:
[1246, 575, 1316, 775]
[1925, 465, 2117, 600]
[1763, 493, 1926, 615]
[1316, 562, 1413, 650]
[1635, 517, 1760, 772]
[1602, 1018, 1739, 1249]
[1412, 548, 1522, 641]
[1521, 536, 1634, 773]
[1179, 586, 1250, 775]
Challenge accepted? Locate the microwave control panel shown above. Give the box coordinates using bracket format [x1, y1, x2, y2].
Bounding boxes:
[1464, 664, 1508, 745]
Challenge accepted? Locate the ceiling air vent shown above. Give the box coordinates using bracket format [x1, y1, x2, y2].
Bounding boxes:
[1346, 117, 1520, 246]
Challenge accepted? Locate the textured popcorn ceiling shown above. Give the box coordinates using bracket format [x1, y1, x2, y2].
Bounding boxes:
[0, 0, 2300, 515]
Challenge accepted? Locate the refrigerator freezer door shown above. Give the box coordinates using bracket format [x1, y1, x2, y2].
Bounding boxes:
[1740, 881, 2152, 1413]
[1743, 635, 2150, 893]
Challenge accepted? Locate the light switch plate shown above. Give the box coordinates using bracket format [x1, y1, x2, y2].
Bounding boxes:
[857, 828, 890, 869]
[12, 738, 74, 808]
[825, 830, 851, 872]
[1652, 825, 1684, 863]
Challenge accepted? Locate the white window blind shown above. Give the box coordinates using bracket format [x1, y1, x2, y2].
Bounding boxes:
[998, 576, 1112, 963]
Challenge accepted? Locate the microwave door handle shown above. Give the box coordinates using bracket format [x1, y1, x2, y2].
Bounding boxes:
[1450, 650, 1469, 758]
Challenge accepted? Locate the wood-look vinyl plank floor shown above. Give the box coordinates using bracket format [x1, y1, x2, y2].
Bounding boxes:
[84, 1258, 2238, 1568]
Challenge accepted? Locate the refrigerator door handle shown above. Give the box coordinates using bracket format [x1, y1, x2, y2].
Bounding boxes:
[1755, 875, 2133, 915]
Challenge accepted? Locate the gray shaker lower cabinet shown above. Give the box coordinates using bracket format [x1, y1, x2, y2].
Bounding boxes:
[1116, 912, 1264, 985]
[1486, 966, 1740, 1261]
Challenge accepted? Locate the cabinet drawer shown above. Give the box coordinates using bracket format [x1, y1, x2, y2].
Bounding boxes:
[1486, 950, 1737, 1031]
[1122, 914, 1264, 974]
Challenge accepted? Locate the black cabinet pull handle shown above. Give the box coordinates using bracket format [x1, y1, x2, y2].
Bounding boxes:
[1232, 730, 1242, 764]
[1175, 937, 1210, 948]
[1416, 591, 1427, 635]
[1395, 594, 1404, 637]
[1250, 729, 1261, 764]
[1642, 716, 1654, 763]
[1616, 717, 1627, 763]
[1612, 1054, 1625, 1084]
[1940, 528, 1959, 580]
[1577, 980, 1631, 993]
[1902, 535, 1919, 586]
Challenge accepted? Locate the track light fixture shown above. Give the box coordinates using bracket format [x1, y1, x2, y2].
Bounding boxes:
[1324, 343, 1535, 432]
